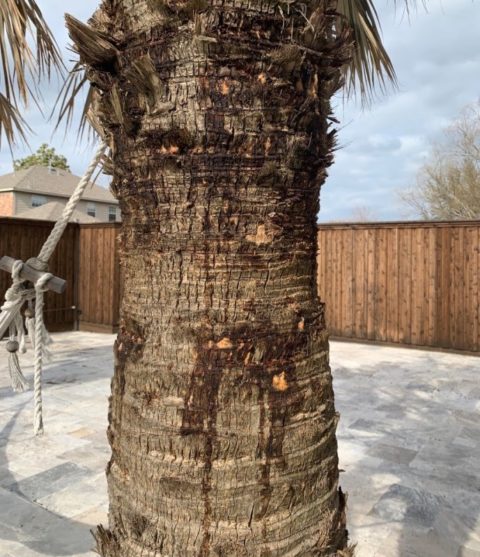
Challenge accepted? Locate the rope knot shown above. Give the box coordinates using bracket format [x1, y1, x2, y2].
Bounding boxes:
[35, 272, 54, 293]
[11, 260, 24, 282]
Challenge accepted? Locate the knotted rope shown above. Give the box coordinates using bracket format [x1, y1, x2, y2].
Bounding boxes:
[3, 260, 35, 392]
[1, 140, 107, 435]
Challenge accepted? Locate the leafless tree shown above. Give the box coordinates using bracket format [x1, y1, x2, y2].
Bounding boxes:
[400, 101, 480, 221]
[348, 205, 379, 222]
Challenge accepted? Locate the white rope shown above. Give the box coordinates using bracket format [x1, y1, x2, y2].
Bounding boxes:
[33, 272, 53, 435]
[8, 323, 29, 393]
[0, 280, 36, 339]
[25, 301, 36, 348]
[3, 261, 33, 392]
[1, 140, 107, 435]
[38, 141, 108, 264]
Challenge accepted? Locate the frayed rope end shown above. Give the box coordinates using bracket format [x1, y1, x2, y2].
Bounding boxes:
[8, 352, 30, 392]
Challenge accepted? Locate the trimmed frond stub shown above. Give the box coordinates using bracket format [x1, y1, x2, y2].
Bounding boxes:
[269, 44, 304, 75]
[54, 13, 121, 144]
[65, 14, 119, 69]
[0, 0, 62, 146]
[124, 56, 162, 99]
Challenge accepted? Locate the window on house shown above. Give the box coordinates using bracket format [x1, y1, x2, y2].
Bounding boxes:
[108, 206, 117, 222]
[87, 202, 96, 218]
[31, 195, 47, 208]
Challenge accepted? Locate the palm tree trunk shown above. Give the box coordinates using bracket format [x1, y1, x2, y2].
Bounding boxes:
[70, 1, 352, 555]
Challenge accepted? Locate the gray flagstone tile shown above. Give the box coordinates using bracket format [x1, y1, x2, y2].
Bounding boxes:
[6, 461, 91, 503]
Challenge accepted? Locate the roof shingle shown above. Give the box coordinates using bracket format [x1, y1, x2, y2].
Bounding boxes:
[16, 201, 100, 223]
[0, 165, 117, 204]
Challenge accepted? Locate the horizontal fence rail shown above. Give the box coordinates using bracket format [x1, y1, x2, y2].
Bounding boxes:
[317, 221, 480, 352]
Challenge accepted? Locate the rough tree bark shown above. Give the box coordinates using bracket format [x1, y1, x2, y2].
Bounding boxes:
[67, 1, 353, 555]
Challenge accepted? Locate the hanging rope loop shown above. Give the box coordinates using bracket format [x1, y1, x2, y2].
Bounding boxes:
[4, 260, 25, 304]
[38, 141, 108, 263]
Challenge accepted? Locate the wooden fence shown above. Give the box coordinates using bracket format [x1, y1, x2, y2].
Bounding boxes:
[0, 218, 78, 331]
[1, 218, 479, 351]
[317, 221, 480, 352]
[0, 218, 120, 333]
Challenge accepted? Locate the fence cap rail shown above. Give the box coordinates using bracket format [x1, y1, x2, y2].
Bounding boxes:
[317, 219, 480, 230]
[0, 217, 121, 229]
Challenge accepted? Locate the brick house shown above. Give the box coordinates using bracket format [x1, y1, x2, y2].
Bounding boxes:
[0, 165, 119, 222]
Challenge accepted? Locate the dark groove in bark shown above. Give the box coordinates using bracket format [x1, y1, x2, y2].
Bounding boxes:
[181, 335, 223, 557]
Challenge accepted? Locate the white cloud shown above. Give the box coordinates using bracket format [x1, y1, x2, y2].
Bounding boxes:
[322, 0, 480, 221]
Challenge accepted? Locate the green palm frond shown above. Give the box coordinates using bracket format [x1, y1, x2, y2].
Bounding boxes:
[0, 0, 63, 146]
[336, 0, 420, 103]
[336, 0, 394, 101]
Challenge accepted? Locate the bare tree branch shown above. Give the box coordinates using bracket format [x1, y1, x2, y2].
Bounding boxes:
[400, 101, 480, 221]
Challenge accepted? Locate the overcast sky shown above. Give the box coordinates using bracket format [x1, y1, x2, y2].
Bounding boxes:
[0, 0, 479, 221]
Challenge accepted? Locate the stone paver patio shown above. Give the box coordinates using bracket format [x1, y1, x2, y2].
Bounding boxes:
[0, 332, 479, 557]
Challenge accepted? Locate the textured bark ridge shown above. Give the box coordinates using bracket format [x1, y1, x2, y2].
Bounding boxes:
[69, 1, 353, 555]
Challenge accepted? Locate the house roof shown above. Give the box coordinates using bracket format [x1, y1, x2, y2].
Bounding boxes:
[16, 201, 100, 224]
[0, 165, 118, 204]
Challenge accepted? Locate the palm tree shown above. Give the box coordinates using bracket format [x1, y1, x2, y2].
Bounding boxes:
[2, 1, 413, 555]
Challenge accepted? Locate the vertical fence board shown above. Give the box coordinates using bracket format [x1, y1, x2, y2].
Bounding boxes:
[385, 227, 399, 343]
[411, 227, 423, 346]
[77, 223, 120, 332]
[346, 229, 354, 338]
[442, 227, 452, 347]
[473, 227, 480, 351]
[374, 228, 388, 341]
[354, 230, 368, 338]
[398, 228, 412, 345]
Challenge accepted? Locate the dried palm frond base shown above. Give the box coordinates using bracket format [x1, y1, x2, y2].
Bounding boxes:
[92, 525, 119, 557]
[65, 14, 118, 69]
[148, 0, 209, 20]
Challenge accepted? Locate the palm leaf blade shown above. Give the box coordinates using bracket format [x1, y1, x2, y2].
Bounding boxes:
[0, 0, 63, 146]
[337, 0, 419, 102]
